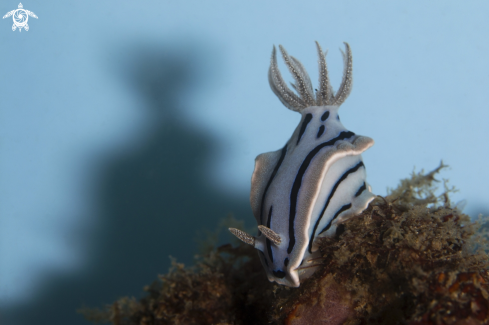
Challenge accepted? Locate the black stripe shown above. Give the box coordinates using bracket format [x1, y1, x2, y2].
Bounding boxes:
[319, 203, 352, 235]
[259, 146, 287, 226]
[287, 131, 355, 254]
[317, 125, 325, 138]
[273, 270, 286, 278]
[266, 206, 274, 263]
[296, 113, 313, 145]
[284, 257, 289, 267]
[308, 161, 364, 253]
[321, 111, 330, 121]
[355, 182, 367, 197]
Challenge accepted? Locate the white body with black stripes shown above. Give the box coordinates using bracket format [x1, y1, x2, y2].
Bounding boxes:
[229, 42, 376, 287]
[250, 105, 374, 287]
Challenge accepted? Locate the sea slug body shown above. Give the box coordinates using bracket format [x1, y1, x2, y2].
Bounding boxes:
[229, 42, 375, 287]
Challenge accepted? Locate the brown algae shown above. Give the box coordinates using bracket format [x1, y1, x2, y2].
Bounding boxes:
[82, 163, 489, 325]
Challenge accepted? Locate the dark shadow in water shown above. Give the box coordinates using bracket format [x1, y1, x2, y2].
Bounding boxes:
[1, 41, 252, 325]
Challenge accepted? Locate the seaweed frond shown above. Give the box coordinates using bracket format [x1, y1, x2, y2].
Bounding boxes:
[83, 163, 489, 325]
[80, 240, 274, 325]
[386, 161, 456, 208]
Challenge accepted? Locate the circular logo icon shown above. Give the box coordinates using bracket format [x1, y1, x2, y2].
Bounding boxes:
[13, 9, 27, 27]
[3, 3, 38, 32]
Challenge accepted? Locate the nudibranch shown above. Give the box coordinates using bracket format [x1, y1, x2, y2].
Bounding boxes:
[229, 42, 376, 287]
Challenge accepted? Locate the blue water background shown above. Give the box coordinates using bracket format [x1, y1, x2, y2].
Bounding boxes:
[1, 1, 489, 324]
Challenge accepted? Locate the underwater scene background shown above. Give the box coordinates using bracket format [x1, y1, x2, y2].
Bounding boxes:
[1, 1, 489, 324]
